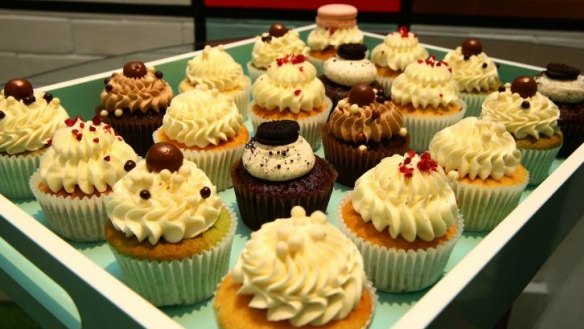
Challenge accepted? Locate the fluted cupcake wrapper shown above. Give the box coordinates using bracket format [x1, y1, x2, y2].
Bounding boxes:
[249, 98, 333, 151]
[460, 92, 488, 118]
[375, 75, 396, 97]
[519, 144, 561, 185]
[246, 61, 266, 83]
[233, 76, 252, 121]
[109, 206, 237, 307]
[0, 150, 44, 200]
[29, 171, 108, 242]
[338, 194, 464, 293]
[307, 56, 325, 77]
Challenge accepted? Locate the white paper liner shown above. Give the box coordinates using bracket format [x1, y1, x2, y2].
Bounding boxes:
[29, 171, 109, 242]
[307, 55, 325, 77]
[519, 144, 562, 185]
[0, 150, 43, 199]
[153, 130, 245, 191]
[451, 173, 528, 232]
[109, 206, 237, 307]
[460, 92, 488, 118]
[402, 100, 467, 153]
[338, 194, 464, 293]
[375, 75, 396, 96]
[246, 61, 266, 83]
[249, 97, 333, 151]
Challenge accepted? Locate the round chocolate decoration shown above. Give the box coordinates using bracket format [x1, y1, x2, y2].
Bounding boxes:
[348, 83, 375, 106]
[337, 43, 367, 60]
[124, 160, 136, 172]
[3, 79, 34, 101]
[544, 63, 580, 81]
[0, 111, 5, 119]
[521, 100, 531, 109]
[155, 71, 164, 79]
[23, 96, 36, 105]
[145, 142, 184, 173]
[200, 186, 211, 199]
[43, 92, 54, 103]
[123, 61, 147, 79]
[269, 23, 288, 38]
[461, 38, 483, 58]
[140, 190, 151, 200]
[498, 85, 506, 92]
[255, 120, 300, 146]
[511, 76, 537, 98]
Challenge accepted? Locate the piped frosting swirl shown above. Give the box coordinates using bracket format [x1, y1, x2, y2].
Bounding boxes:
[251, 30, 309, 69]
[307, 26, 364, 51]
[371, 27, 429, 72]
[443, 47, 500, 93]
[185, 45, 246, 92]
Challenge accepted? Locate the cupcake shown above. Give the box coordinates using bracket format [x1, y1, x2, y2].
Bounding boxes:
[391, 55, 466, 152]
[307, 4, 364, 76]
[247, 23, 309, 82]
[321, 83, 409, 187]
[429, 117, 529, 232]
[481, 76, 563, 185]
[339, 151, 463, 292]
[153, 85, 248, 191]
[30, 117, 138, 242]
[231, 120, 337, 230]
[106, 142, 236, 306]
[320, 43, 383, 108]
[443, 38, 501, 117]
[0, 79, 69, 199]
[535, 63, 584, 157]
[95, 61, 174, 156]
[214, 206, 375, 329]
[370, 26, 429, 95]
[179, 45, 251, 120]
[249, 54, 332, 150]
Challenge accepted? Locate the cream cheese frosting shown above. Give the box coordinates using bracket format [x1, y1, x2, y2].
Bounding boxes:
[323, 56, 376, 87]
[185, 45, 246, 92]
[232, 206, 366, 327]
[391, 56, 460, 108]
[40, 117, 138, 194]
[0, 92, 69, 155]
[481, 84, 561, 139]
[429, 117, 522, 180]
[107, 159, 222, 245]
[352, 152, 459, 242]
[535, 74, 584, 104]
[370, 29, 428, 72]
[443, 47, 500, 93]
[251, 30, 309, 69]
[307, 26, 364, 51]
[161, 86, 243, 148]
[252, 55, 326, 113]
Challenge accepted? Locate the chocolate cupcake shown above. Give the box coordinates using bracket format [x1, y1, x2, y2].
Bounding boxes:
[231, 120, 337, 230]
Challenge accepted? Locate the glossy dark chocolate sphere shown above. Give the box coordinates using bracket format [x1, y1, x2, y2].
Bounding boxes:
[269, 23, 288, 38]
[123, 61, 148, 79]
[461, 38, 483, 58]
[511, 76, 537, 98]
[146, 142, 183, 173]
[348, 83, 375, 106]
[3, 79, 33, 101]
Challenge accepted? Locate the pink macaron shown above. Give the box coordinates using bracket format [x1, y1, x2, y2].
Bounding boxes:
[316, 4, 358, 30]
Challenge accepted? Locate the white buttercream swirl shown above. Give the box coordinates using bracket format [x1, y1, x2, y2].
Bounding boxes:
[185, 45, 246, 92]
[307, 26, 364, 50]
[443, 47, 500, 93]
[107, 160, 222, 245]
[535, 74, 584, 104]
[232, 206, 366, 327]
[0, 93, 68, 155]
[370, 31, 429, 72]
[161, 86, 243, 148]
[323, 57, 377, 87]
[251, 30, 309, 69]
[429, 117, 522, 180]
[40, 118, 138, 194]
[352, 153, 459, 242]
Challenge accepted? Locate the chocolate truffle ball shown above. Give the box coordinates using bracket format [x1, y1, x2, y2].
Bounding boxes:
[255, 120, 300, 146]
[146, 142, 184, 173]
[123, 61, 148, 79]
[461, 38, 483, 58]
[511, 76, 538, 98]
[348, 83, 375, 106]
[269, 23, 288, 38]
[3, 79, 34, 101]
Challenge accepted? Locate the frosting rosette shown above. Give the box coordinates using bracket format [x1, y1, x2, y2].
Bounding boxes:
[161, 86, 243, 148]
[307, 26, 364, 51]
[429, 117, 522, 180]
[232, 206, 366, 327]
[185, 45, 246, 92]
[323, 57, 376, 87]
[391, 56, 460, 108]
[0, 92, 68, 155]
[107, 159, 222, 245]
[252, 55, 326, 113]
[39, 117, 137, 194]
[352, 152, 458, 242]
[371, 28, 429, 72]
[251, 30, 309, 69]
[481, 85, 560, 139]
[443, 47, 500, 93]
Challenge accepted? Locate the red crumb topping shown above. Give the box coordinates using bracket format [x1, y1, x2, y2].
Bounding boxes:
[79, 122, 85, 129]
[398, 26, 409, 38]
[93, 138, 99, 143]
[419, 55, 450, 68]
[46, 138, 52, 146]
[276, 54, 307, 66]
[89, 126, 96, 132]
[299, 66, 304, 72]
[399, 151, 437, 178]
[65, 118, 76, 127]
[104, 155, 111, 161]
[294, 89, 302, 96]
[92, 116, 102, 125]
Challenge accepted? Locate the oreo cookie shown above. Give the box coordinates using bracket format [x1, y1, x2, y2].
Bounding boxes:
[544, 63, 581, 81]
[337, 43, 367, 60]
[255, 120, 300, 146]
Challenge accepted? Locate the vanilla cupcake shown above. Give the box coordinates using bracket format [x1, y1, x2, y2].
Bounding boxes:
[443, 38, 500, 117]
[339, 152, 463, 292]
[249, 54, 332, 150]
[370, 26, 429, 94]
[153, 85, 248, 191]
[0, 79, 69, 199]
[481, 76, 563, 185]
[429, 117, 529, 231]
[391, 56, 466, 152]
[179, 45, 251, 120]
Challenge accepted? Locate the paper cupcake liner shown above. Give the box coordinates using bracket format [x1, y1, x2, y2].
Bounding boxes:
[232, 76, 252, 121]
[338, 194, 464, 293]
[29, 171, 108, 242]
[519, 144, 562, 185]
[103, 113, 164, 157]
[109, 206, 237, 307]
[246, 61, 266, 83]
[375, 75, 396, 96]
[307, 55, 325, 77]
[460, 92, 488, 118]
[557, 122, 584, 158]
[249, 98, 333, 151]
[403, 100, 467, 153]
[0, 150, 43, 199]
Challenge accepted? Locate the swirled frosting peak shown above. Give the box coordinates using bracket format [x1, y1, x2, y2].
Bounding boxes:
[185, 45, 246, 92]
[429, 117, 522, 180]
[232, 206, 366, 327]
[371, 26, 429, 72]
[40, 117, 138, 194]
[391, 56, 460, 108]
[107, 159, 222, 244]
[252, 55, 326, 113]
[251, 29, 309, 69]
[443, 46, 500, 93]
[352, 152, 459, 242]
[0, 91, 69, 154]
[307, 26, 364, 51]
[161, 85, 243, 148]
